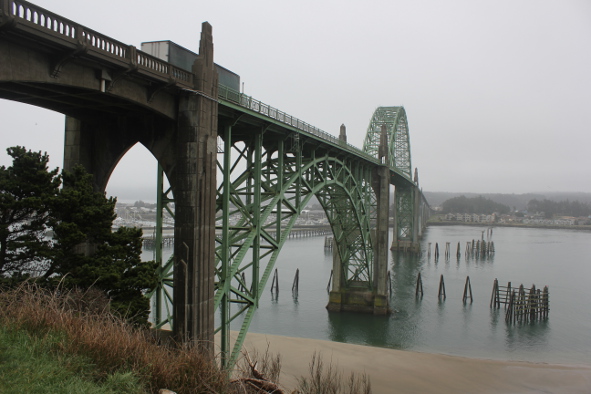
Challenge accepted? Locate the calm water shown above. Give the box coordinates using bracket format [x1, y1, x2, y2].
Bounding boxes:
[241, 225, 591, 365]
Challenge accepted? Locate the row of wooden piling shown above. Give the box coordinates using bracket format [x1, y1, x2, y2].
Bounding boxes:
[415, 273, 473, 303]
[270, 268, 301, 295]
[142, 235, 174, 249]
[271, 269, 549, 325]
[490, 279, 549, 323]
[428, 240, 495, 259]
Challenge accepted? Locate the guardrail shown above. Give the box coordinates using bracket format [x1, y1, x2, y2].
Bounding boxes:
[218, 84, 380, 164]
[2, 0, 415, 180]
[1, 0, 193, 87]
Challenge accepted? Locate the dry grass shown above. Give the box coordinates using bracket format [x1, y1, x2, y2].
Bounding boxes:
[0, 282, 228, 393]
[0, 282, 372, 393]
[296, 352, 371, 394]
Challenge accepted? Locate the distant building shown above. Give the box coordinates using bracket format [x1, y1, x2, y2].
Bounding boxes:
[444, 213, 496, 223]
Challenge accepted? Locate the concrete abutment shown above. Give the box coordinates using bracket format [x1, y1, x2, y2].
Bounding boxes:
[62, 22, 219, 353]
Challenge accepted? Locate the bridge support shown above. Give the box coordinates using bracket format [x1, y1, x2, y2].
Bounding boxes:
[62, 22, 219, 353]
[171, 23, 218, 351]
[326, 125, 390, 314]
[391, 184, 421, 253]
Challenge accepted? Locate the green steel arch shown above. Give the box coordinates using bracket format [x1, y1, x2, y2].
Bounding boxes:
[149, 116, 379, 368]
[362, 106, 417, 243]
[150, 103, 423, 368]
[213, 126, 376, 365]
[362, 106, 412, 179]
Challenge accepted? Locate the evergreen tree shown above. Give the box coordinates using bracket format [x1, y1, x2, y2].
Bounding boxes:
[0, 147, 157, 325]
[0, 147, 60, 278]
[50, 165, 158, 325]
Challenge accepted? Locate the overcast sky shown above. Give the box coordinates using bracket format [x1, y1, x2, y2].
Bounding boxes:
[1, 0, 590, 202]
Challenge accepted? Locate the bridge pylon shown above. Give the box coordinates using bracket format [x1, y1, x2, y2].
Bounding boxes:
[390, 184, 421, 253]
[326, 125, 390, 314]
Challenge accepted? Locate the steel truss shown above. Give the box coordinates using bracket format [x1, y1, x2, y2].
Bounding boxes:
[147, 165, 175, 329]
[149, 104, 418, 368]
[216, 125, 375, 366]
[362, 106, 415, 241]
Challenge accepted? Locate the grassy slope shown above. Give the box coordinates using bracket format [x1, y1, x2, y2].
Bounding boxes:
[0, 327, 145, 394]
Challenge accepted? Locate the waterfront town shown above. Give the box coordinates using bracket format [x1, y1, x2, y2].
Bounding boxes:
[439, 212, 590, 227]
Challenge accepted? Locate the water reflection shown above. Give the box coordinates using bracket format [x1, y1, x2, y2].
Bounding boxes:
[504, 320, 550, 354]
[327, 312, 391, 347]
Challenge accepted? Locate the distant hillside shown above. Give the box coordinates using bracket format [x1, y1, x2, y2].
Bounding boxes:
[424, 191, 591, 211]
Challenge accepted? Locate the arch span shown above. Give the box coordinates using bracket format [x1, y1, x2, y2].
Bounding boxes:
[0, 0, 187, 120]
[362, 106, 421, 246]
[363, 106, 412, 180]
[212, 125, 377, 364]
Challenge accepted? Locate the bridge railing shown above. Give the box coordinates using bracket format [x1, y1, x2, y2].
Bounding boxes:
[2, 0, 411, 181]
[2, 0, 193, 87]
[218, 84, 379, 163]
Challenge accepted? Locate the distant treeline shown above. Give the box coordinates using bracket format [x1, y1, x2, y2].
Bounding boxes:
[440, 195, 591, 218]
[442, 195, 510, 214]
[425, 191, 591, 211]
[527, 199, 591, 218]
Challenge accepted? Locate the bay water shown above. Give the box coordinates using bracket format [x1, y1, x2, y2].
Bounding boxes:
[145, 225, 591, 365]
[244, 225, 591, 365]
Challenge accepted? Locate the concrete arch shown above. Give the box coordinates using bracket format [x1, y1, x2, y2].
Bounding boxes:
[0, 2, 183, 120]
[62, 114, 177, 194]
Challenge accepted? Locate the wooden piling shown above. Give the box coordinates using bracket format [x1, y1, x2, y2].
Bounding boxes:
[505, 291, 514, 323]
[270, 268, 279, 293]
[505, 282, 512, 306]
[292, 268, 299, 293]
[415, 272, 423, 297]
[462, 276, 473, 304]
[438, 274, 446, 300]
[490, 278, 499, 308]
[387, 271, 392, 297]
[326, 269, 333, 292]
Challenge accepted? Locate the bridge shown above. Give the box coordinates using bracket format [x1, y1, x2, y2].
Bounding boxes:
[0, 0, 430, 367]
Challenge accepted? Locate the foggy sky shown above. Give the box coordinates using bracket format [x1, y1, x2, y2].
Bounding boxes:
[1, 0, 590, 202]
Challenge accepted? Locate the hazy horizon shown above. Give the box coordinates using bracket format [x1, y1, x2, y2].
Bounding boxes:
[2, 0, 590, 198]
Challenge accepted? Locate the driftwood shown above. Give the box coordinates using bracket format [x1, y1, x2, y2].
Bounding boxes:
[230, 351, 286, 394]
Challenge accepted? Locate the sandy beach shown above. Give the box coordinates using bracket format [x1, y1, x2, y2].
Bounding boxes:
[240, 332, 591, 393]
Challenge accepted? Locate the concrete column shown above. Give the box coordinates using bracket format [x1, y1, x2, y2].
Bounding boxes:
[372, 124, 390, 313]
[331, 238, 342, 291]
[326, 125, 390, 314]
[62, 116, 114, 192]
[391, 187, 399, 249]
[63, 115, 144, 193]
[339, 124, 347, 143]
[64, 116, 87, 172]
[412, 186, 420, 244]
[373, 164, 389, 312]
[326, 239, 343, 312]
[412, 168, 421, 242]
[172, 22, 218, 352]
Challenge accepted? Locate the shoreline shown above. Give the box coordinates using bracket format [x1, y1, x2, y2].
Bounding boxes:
[427, 221, 591, 231]
[240, 332, 591, 393]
